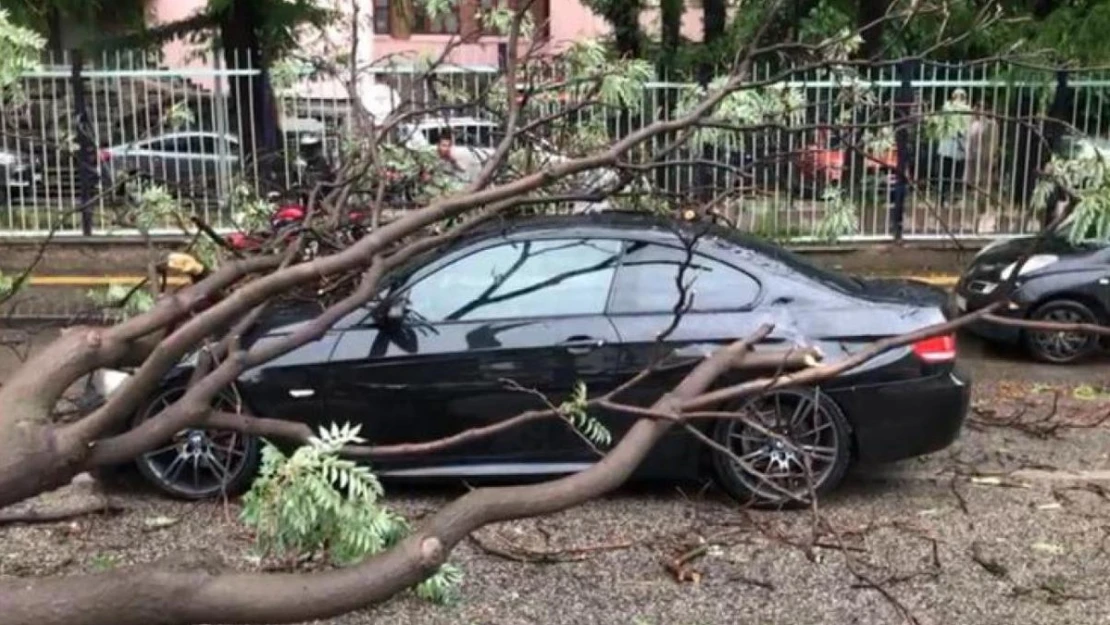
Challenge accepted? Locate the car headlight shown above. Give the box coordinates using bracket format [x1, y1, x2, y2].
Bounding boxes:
[999, 254, 1059, 280]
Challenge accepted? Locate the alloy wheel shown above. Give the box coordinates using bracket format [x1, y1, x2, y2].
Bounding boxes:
[1029, 302, 1098, 364]
[717, 389, 846, 505]
[134, 388, 257, 499]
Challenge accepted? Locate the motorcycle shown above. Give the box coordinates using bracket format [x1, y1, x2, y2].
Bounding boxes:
[224, 134, 368, 257]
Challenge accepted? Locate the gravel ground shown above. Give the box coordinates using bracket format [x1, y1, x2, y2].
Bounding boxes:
[4, 374, 1110, 625]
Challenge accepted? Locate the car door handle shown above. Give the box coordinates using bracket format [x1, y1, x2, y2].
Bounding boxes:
[561, 336, 605, 355]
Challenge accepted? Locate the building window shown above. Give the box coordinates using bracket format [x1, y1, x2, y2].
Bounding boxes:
[372, 0, 548, 38]
[373, 0, 390, 34]
[413, 4, 460, 34]
[477, 0, 509, 34]
[372, 0, 460, 35]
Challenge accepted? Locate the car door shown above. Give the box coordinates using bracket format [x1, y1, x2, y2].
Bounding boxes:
[589, 239, 768, 459]
[323, 235, 626, 475]
[126, 136, 178, 184]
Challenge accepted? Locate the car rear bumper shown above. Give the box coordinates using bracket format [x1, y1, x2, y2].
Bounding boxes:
[830, 367, 972, 464]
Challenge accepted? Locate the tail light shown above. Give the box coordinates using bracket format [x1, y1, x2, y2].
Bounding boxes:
[912, 334, 957, 363]
[98, 150, 112, 163]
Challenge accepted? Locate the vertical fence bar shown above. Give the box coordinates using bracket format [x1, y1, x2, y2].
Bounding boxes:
[891, 59, 915, 241]
[71, 49, 95, 236]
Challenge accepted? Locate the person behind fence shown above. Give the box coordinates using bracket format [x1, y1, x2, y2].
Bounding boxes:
[435, 131, 465, 177]
[937, 89, 970, 193]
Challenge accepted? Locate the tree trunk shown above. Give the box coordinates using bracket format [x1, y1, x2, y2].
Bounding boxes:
[219, 0, 280, 158]
[604, 0, 644, 58]
[698, 0, 726, 84]
[47, 7, 64, 58]
[856, 0, 891, 60]
[703, 0, 726, 44]
[659, 0, 683, 76]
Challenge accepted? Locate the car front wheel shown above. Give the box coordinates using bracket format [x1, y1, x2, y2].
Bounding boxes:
[710, 388, 852, 508]
[132, 386, 261, 499]
[1023, 299, 1102, 364]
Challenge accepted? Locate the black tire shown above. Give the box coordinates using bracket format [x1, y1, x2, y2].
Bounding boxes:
[710, 388, 852, 509]
[132, 386, 261, 500]
[1023, 299, 1102, 364]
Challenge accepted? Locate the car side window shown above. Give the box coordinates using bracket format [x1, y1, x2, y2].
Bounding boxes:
[609, 241, 760, 314]
[405, 238, 623, 322]
[139, 137, 179, 153]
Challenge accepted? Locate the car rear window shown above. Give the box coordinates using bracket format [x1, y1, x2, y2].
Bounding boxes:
[608, 241, 760, 314]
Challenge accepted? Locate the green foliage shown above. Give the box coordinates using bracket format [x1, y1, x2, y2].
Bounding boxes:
[130, 183, 180, 231]
[270, 56, 315, 92]
[924, 99, 972, 143]
[165, 101, 197, 131]
[419, 0, 457, 21]
[676, 77, 805, 146]
[86, 283, 156, 321]
[241, 423, 461, 604]
[797, 0, 854, 46]
[1032, 140, 1110, 242]
[481, 7, 535, 38]
[229, 183, 277, 233]
[563, 39, 654, 109]
[812, 186, 858, 242]
[0, 9, 43, 97]
[558, 381, 612, 448]
[0, 270, 15, 299]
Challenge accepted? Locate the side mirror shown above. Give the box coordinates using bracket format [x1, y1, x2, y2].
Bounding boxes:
[374, 291, 410, 325]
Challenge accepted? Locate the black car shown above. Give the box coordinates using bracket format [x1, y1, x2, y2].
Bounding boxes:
[955, 222, 1110, 364]
[93, 212, 971, 506]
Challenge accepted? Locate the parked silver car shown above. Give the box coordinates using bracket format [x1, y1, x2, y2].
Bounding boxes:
[102, 131, 241, 197]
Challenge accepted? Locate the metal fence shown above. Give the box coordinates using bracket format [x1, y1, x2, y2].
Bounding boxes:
[1, 51, 1108, 241]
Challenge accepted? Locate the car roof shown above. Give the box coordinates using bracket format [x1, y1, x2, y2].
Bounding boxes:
[461, 211, 778, 253]
[444, 211, 863, 294]
[134, 131, 239, 144]
[408, 117, 498, 129]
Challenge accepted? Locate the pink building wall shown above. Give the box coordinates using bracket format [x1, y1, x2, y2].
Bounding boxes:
[152, 0, 710, 71]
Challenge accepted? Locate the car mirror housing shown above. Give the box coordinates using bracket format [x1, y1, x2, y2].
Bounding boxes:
[373, 291, 410, 325]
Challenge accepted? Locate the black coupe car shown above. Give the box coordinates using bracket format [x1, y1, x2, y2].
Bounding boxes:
[955, 216, 1110, 364]
[93, 212, 971, 506]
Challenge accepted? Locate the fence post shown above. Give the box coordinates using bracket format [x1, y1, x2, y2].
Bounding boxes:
[1041, 69, 1072, 228]
[891, 59, 917, 241]
[70, 49, 96, 236]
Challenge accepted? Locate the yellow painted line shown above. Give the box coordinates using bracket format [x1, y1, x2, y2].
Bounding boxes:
[28, 275, 191, 287]
[899, 275, 959, 287]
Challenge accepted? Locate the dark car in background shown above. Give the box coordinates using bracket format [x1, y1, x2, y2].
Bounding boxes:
[955, 216, 1110, 364]
[92, 212, 971, 507]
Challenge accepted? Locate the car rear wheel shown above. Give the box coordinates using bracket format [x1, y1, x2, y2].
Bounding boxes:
[133, 386, 260, 500]
[710, 388, 851, 508]
[1023, 299, 1101, 364]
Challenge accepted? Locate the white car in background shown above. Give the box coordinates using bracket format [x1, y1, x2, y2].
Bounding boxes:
[0, 148, 41, 204]
[396, 116, 624, 212]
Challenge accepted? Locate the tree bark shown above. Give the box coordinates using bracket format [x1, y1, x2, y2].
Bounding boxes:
[856, 0, 891, 60]
[604, 0, 644, 58]
[219, 0, 280, 157]
[0, 325, 771, 625]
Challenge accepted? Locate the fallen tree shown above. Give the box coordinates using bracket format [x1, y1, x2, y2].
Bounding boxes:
[1, 1, 1108, 624]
